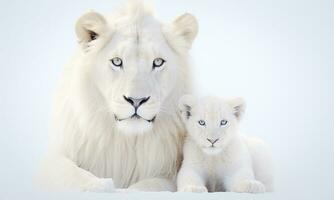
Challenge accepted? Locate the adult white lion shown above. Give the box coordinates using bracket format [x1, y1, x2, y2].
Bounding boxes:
[39, 1, 198, 192]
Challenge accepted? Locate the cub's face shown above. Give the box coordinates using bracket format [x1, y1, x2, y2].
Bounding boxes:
[179, 96, 245, 154]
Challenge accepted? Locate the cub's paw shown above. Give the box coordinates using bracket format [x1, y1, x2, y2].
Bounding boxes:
[179, 185, 208, 193]
[87, 178, 115, 193]
[232, 180, 265, 193]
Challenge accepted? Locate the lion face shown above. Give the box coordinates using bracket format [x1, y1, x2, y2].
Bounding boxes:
[75, 5, 198, 134]
[179, 96, 246, 154]
[94, 21, 178, 134]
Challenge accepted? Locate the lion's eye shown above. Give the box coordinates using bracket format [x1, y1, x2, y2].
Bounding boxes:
[198, 120, 206, 126]
[220, 119, 228, 127]
[153, 58, 165, 69]
[111, 57, 123, 68]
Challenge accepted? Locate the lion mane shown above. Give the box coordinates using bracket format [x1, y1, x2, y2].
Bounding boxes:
[39, 1, 198, 192]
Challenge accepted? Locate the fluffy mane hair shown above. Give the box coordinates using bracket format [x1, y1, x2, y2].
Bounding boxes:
[40, 0, 198, 192]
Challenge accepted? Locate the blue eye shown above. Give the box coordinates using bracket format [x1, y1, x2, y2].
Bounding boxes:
[220, 119, 228, 126]
[111, 57, 123, 67]
[198, 120, 206, 126]
[153, 58, 165, 69]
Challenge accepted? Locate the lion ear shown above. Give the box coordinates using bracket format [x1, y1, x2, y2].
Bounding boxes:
[228, 97, 246, 121]
[75, 11, 107, 45]
[163, 13, 198, 53]
[172, 13, 198, 46]
[178, 95, 196, 120]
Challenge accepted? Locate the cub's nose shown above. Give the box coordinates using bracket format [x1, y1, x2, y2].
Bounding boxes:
[207, 138, 219, 145]
[123, 95, 150, 109]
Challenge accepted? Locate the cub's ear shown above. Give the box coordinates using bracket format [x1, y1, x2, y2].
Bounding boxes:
[178, 95, 196, 120]
[163, 13, 198, 53]
[228, 97, 246, 121]
[75, 11, 107, 45]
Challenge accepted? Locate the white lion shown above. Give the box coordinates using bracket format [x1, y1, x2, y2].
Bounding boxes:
[177, 95, 274, 193]
[39, 1, 198, 192]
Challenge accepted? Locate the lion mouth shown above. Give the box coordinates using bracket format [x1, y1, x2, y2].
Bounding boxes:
[114, 114, 156, 123]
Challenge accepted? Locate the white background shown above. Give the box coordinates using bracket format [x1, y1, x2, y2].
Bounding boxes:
[0, 0, 333, 199]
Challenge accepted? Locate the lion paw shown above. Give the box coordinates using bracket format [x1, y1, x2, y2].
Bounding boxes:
[87, 178, 115, 193]
[232, 180, 266, 193]
[180, 185, 208, 193]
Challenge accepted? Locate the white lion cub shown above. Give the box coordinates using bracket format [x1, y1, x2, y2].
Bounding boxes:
[177, 95, 267, 193]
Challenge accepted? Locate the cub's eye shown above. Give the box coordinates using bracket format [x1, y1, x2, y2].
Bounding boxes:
[110, 57, 123, 68]
[198, 120, 206, 126]
[153, 58, 165, 69]
[220, 119, 228, 127]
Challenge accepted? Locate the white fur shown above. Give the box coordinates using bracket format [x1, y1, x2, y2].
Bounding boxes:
[177, 96, 274, 193]
[39, 1, 198, 192]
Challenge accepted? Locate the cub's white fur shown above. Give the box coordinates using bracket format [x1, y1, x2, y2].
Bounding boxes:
[177, 96, 274, 193]
[39, 1, 198, 192]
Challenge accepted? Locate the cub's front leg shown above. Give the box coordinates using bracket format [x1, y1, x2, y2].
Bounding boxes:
[177, 166, 208, 193]
[224, 166, 265, 193]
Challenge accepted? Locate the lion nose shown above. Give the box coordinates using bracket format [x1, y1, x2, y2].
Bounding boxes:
[123, 95, 150, 109]
[207, 138, 219, 145]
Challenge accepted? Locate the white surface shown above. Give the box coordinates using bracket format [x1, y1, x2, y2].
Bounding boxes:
[0, 0, 334, 199]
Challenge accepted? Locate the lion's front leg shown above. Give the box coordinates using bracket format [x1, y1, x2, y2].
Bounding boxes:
[39, 153, 115, 192]
[127, 178, 176, 192]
